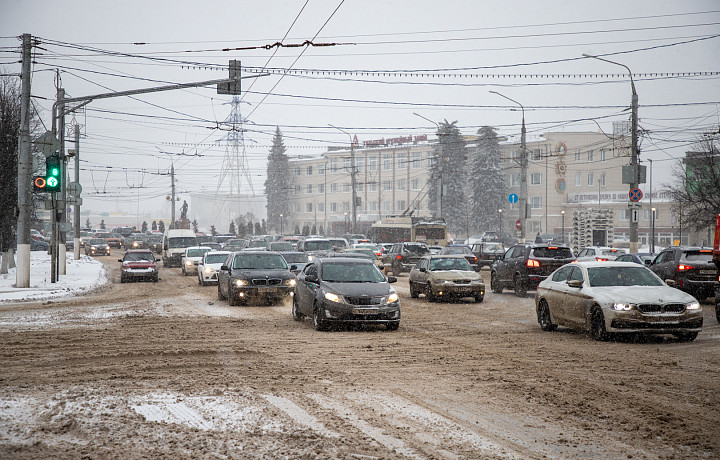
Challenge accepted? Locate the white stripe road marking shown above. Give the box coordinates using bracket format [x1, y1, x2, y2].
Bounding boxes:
[263, 394, 340, 438]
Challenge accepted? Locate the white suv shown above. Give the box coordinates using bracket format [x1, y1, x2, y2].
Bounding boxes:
[575, 246, 627, 262]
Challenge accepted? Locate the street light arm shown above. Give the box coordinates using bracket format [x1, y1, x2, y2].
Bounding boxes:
[582, 54, 636, 95]
[489, 91, 524, 120]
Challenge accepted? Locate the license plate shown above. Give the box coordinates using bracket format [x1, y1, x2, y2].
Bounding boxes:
[352, 308, 379, 315]
[257, 287, 274, 294]
[700, 270, 717, 275]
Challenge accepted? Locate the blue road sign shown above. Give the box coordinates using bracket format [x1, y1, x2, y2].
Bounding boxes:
[629, 188, 643, 202]
[508, 193, 519, 204]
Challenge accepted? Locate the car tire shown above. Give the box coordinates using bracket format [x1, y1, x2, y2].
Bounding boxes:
[673, 331, 698, 342]
[537, 300, 557, 332]
[292, 296, 304, 321]
[491, 272, 503, 294]
[716, 302, 720, 324]
[409, 281, 419, 298]
[386, 322, 399, 331]
[425, 283, 436, 302]
[198, 275, 204, 286]
[313, 304, 328, 331]
[228, 286, 239, 306]
[153, 274, 158, 283]
[120, 276, 126, 284]
[474, 294, 484, 303]
[590, 306, 609, 341]
[513, 275, 527, 298]
[218, 284, 226, 301]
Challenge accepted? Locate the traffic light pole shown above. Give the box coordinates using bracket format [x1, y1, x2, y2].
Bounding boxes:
[16, 34, 32, 288]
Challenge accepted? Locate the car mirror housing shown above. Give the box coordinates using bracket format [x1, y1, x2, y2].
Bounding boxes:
[419, 267, 426, 273]
[117, 259, 123, 262]
[221, 265, 230, 271]
[665, 279, 676, 287]
[387, 276, 397, 283]
[305, 274, 318, 283]
[567, 279, 583, 288]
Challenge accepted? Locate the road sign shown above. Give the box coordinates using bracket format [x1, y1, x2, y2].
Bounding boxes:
[629, 188, 643, 202]
[67, 197, 83, 206]
[508, 193, 519, 204]
[33, 131, 60, 158]
[68, 182, 82, 196]
[516, 219, 522, 230]
[631, 208, 639, 223]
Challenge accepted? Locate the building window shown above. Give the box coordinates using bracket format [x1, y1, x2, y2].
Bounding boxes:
[342, 183, 351, 193]
[575, 173, 581, 186]
[306, 166, 313, 176]
[575, 149, 582, 162]
[382, 180, 392, 191]
[511, 173, 521, 187]
[318, 184, 325, 194]
[294, 203, 301, 212]
[368, 156, 377, 172]
[294, 185, 301, 195]
[306, 203, 313, 213]
[397, 200, 406, 211]
[530, 196, 542, 209]
[397, 153, 407, 170]
[412, 152, 422, 169]
[531, 149, 541, 161]
[397, 179, 406, 191]
[355, 182, 364, 193]
[587, 173, 594, 186]
[343, 157, 351, 171]
[383, 154, 393, 171]
[356, 157, 364, 173]
[368, 182, 377, 192]
[382, 200, 392, 211]
[318, 163, 325, 175]
[600, 149, 607, 162]
[587, 150, 594, 162]
[620, 209, 630, 221]
[329, 159, 338, 173]
[330, 183, 338, 193]
[599, 173, 606, 186]
[511, 150, 519, 162]
[306, 184, 313, 194]
[530, 173, 542, 185]
[294, 167, 301, 176]
[411, 179, 421, 191]
[343, 201, 350, 212]
[318, 202, 325, 212]
[370, 201, 378, 211]
[330, 202, 338, 213]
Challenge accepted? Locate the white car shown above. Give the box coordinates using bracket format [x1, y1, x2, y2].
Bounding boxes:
[535, 261, 703, 341]
[197, 251, 231, 286]
[181, 246, 212, 276]
[575, 246, 626, 262]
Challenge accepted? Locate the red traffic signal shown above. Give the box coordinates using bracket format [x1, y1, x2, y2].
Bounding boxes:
[32, 176, 47, 191]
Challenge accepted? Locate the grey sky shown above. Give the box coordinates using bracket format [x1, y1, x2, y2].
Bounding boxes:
[2, 0, 719, 224]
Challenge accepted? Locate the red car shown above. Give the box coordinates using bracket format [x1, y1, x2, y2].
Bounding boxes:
[119, 249, 159, 283]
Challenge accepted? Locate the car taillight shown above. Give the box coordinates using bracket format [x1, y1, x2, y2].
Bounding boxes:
[527, 259, 540, 268]
[396, 254, 402, 260]
[678, 264, 695, 271]
[472, 257, 478, 263]
[595, 257, 608, 262]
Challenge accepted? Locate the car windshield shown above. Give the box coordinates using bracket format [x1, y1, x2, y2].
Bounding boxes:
[405, 244, 429, 254]
[233, 253, 288, 270]
[148, 236, 162, 243]
[305, 240, 333, 251]
[205, 254, 229, 264]
[186, 248, 210, 257]
[196, 236, 214, 243]
[88, 239, 105, 245]
[269, 242, 294, 251]
[168, 237, 197, 248]
[321, 262, 385, 283]
[533, 247, 573, 258]
[484, 243, 504, 253]
[442, 247, 471, 255]
[124, 252, 154, 262]
[96, 233, 112, 238]
[682, 251, 713, 262]
[281, 253, 309, 263]
[347, 249, 375, 259]
[587, 266, 663, 287]
[248, 240, 267, 248]
[429, 258, 472, 271]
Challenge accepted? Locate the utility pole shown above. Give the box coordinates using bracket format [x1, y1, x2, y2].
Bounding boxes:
[329, 125, 357, 233]
[73, 125, 81, 261]
[57, 88, 66, 276]
[170, 163, 176, 228]
[16, 33, 32, 288]
[490, 91, 527, 243]
[412, 113, 444, 219]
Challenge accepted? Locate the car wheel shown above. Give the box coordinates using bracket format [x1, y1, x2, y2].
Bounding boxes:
[386, 322, 399, 331]
[513, 275, 527, 298]
[217, 284, 226, 301]
[491, 272, 503, 293]
[120, 275, 126, 284]
[537, 300, 557, 332]
[198, 274, 203, 286]
[313, 304, 328, 331]
[425, 283, 436, 302]
[474, 294, 484, 303]
[409, 281, 419, 298]
[153, 274, 158, 283]
[673, 331, 698, 342]
[590, 306, 609, 341]
[228, 286, 239, 306]
[716, 302, 720, 324]
[292, 296, 304, 321]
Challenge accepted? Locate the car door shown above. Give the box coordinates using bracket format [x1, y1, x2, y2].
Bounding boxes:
[295, 263, 319, 315]
[563, 266, 588, 327]
[650, 249, 673, 281]
[495, 246, 515, 283]
[411, 257, 429, 285]
[542, 265, 573, 323]
[217, 253, 232, 297]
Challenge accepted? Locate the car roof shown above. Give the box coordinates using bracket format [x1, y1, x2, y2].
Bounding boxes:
[568, 261, 647, 268]
[426, 254, 468, 259]
[206, 251, 231, 255]
[124, 249, 153, 253]
[319, 256, 374, 264]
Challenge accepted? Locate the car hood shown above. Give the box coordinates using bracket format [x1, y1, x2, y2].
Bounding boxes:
[587, 285, 697, 305]
[320, 281, 391, 297]
[430, 270, 482, 281]
[231, 269, 293, 279]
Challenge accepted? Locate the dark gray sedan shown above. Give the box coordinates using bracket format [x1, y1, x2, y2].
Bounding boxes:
[217, 251, 297, 306]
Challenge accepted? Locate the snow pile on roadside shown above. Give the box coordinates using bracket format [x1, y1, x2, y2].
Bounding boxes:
[0, 252, 107, 303]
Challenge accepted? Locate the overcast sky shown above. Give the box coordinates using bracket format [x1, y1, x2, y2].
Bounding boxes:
[2, 0, 719, 224]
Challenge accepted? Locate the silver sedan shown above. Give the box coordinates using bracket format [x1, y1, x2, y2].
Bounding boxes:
[535, 261, 703, 341]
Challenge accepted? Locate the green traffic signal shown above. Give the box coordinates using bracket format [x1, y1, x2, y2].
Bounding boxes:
[44, 156, 61, 192]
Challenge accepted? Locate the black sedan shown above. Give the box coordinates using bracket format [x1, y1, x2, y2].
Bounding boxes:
[84, 238, 111, 256]
[293, 257, 400, 331]
[217, 251, 297, 306]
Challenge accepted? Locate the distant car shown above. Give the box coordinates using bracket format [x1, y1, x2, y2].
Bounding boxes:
[246, 238, 269, 250]
[297, 238, 335, 262]
[267, 241, 294, 252]
[471, 241, 505, 269]
[196, 235, 216, 246]
[279, 251, 310, 274]
[196, 251, 231, 286]
[342, 248, 383, 268]
[147, 234, 163, 253]
[181, 246, 212, 276]
[491, 243, 575, 297]
[293, 257, 400, 331]
[615, 253, 656, 266]
[30, 239, 48, 251]
[535, 261, 703, 341]
[382, 242, 429, 275]
[85, 238, 111, 256]
[222, 239, 247, 251]
[575, 246, 627, 262]
[94, 232, 122, 248]
[438, 245, 479, 271]
[648, 247, 719, 302]
[409, 255, 485, 302]
[124, 234, 148, 250]
[217, 251, 297, 306]
[427, 245, 443, 255]
[119, 249, 159, 283]
[328, 238, 349, 251]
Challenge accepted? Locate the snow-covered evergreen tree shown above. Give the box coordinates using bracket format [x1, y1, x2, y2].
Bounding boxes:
[469, 126, 506, 234]
[428, 120, 467, 235]
[264, 127, 291, 234]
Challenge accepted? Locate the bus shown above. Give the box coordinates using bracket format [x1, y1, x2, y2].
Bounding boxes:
[369, 216, 447, 246]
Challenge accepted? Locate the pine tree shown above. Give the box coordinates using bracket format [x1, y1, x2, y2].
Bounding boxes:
[141, 221, 148, 233]
[210, 225, 217, 236]
[264, 127, 291, 234]
[428, 120, 467, 235]
[158, 220, 166, 233]
[152, 221, 157, 231]
[229, 221, 236, 235]
[192, 219, 198, 233]
[469, 126, 506, 234]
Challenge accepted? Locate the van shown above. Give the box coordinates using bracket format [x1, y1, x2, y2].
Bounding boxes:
[162, 229, 198, 267]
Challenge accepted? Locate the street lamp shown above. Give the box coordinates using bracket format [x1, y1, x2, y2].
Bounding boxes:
[561, 210, 565, 244]
[413, 112, 444, 218]
[490, 91, 527, 243]
[344, 212, 349, 233]
[329, 124, 357, 234]
[651, 207, 656, 253]
[498, 208, 503, 231]
[279, 213, 284, 235]
[583, 53, 639, 253]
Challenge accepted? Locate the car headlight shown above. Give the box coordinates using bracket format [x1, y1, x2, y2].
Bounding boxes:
[471, 279, 483, 284]
[185, 260, 193, 266]
[324, 292, 342, 303]
[204, 267, 214, 274]
[235, 279, 249, 287]
[437, 279, 453, 285]
[613, 303, 635, 311]
[685, 301, 701, 310]
[387, 292, 399, 303]
[285, 279, 297, 287]
[308, 255, 315, 261]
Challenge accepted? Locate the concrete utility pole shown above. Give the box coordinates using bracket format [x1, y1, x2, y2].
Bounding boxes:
[412, 113, 444, 219]
[16, 33, 32, 287]
[57, 88, 66, 277]
[170, 163, 176, 228]
[583, 54, 640, 253]
[490, 91, 527, 243]
[329, 125, 357, 233]
[73, 125, 81, 261]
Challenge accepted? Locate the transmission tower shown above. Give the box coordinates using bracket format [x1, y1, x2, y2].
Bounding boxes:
[216, 96, 255, 196]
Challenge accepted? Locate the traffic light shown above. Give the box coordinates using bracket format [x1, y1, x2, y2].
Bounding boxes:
[44, 155, 61, 192]
[32, 176, 47, 191]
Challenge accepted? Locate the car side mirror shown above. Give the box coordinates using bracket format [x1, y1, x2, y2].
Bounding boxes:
[567, 279, 583, 288]
[155, 258, 160, 262]
[387, 276, 397, 283]
[221, 265, 230, 271]
[290, 264, 297, 271]
[117, 259, 123, 263]
[665, 279, 676, 287]
[419, 267, 426, 273]
[193, 261, 199, 265]
[305, 274, 317, 283]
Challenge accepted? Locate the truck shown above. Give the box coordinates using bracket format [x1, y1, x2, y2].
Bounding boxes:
[369, 216, 447, 246]
[162, 229, 198, 267]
